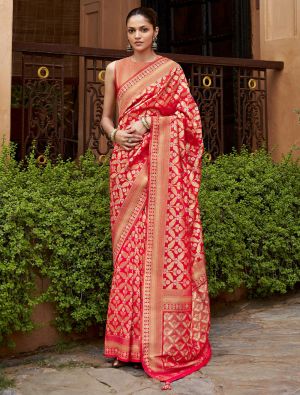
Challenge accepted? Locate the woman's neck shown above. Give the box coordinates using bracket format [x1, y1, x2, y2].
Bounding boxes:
[131, 50, 158, 63]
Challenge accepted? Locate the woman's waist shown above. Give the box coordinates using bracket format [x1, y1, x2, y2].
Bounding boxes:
[118, 109, 160, 128]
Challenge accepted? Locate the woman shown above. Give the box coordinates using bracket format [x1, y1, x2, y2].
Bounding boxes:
[100, 7, 211, 390]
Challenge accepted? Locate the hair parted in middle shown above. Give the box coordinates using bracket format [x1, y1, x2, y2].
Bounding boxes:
[126, 7, 158, 29]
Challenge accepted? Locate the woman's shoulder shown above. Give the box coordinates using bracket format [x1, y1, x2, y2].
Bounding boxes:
[106, 57, 130, 72]
[106, 60, 116, 72]
[159, 56, 182, 71]
[105, 58, 127, 78]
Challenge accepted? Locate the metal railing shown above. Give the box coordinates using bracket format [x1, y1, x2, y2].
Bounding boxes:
[11, 42, 284, 161]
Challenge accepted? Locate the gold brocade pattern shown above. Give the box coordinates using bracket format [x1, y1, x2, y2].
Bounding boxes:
[104, 56, 211, 382]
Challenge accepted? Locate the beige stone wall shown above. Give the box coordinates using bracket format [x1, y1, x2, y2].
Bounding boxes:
[251, 0, 300, 161]
[0, 0, 13, 145]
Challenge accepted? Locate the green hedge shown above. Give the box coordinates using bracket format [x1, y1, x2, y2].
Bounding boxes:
[0, 144, 112, 345]
[0, 144, 299, 345]
[200, 147, 300, 297]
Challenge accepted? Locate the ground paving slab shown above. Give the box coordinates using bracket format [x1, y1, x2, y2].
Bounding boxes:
[1, 289, 299, 395]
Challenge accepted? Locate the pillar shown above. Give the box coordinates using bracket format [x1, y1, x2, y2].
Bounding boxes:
[252, 0, 300, 161]
[0, 0, 13, 147]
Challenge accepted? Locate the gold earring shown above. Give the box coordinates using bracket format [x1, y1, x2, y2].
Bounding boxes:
[126, 42, 133, 52]
[152, 36, 158, 50]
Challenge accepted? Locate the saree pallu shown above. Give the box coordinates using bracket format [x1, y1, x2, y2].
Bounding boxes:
[104, 56, 211, 384]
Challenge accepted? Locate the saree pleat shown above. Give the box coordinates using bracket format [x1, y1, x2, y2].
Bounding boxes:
[105, 204, 146, 362]
[104, 56, 211, 383]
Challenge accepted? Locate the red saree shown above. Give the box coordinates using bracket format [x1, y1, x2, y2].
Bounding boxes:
[104, 55, 211, 385]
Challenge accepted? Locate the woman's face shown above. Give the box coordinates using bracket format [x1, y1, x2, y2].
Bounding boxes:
[127, 14, 157, 52]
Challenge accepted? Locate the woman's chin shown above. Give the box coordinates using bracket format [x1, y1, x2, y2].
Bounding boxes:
[133, 46, 150, 52]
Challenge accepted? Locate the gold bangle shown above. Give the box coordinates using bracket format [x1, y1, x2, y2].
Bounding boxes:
[141, 117, 148, 129]
[141, 116, 150, 129]
[144, 116, 150, 129]
[110, 128, 118, 142]
[114, 129, 119, 142]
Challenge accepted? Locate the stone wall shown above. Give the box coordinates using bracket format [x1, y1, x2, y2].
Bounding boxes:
[251, 0, 300, 161]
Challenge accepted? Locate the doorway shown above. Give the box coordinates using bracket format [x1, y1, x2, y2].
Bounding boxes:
[142, 0, 252, 153]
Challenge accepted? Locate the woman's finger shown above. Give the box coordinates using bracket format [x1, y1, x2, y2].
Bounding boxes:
[125, 127, 135, 134]
[124, 133, 143, 142]
[124, 140, 140, 149]
[124, 126, 144, 139]
[124, 142, 139, 147]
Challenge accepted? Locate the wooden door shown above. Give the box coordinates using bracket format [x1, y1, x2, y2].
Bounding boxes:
[78, 0, 102, 156]
[142, 0, 251, 57]
[142, 0, 252, 154]
[78, 0, 140, 156]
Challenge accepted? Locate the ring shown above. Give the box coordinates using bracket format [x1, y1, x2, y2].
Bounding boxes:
[128, 138, 132, 143]
[37, 66, 49, 79]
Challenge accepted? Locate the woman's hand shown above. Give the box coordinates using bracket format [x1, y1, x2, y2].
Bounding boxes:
[114, 118, 152, 151]
[126, 120, 148, 138]
[114, 128, 143, 151]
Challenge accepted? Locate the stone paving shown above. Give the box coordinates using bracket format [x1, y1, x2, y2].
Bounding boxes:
[1, 289, 299, 395]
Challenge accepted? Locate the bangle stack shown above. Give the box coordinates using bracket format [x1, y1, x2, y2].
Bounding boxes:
[141, 116, 150, 130]
[110, 128, 118, 142]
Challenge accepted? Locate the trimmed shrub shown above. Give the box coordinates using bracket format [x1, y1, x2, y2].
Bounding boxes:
[200, 147, 300, 297]
[0, 143, 299, 345]
[0, 144, 111, 344]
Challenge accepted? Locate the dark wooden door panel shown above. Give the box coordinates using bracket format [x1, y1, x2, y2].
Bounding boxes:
[142, 0, 252, 154]
[142, 0, 251, 58]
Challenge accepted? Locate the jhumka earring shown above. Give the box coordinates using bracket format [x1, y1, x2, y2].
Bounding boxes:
[152, 36, 158, 50]
[126, 42, 133, 52]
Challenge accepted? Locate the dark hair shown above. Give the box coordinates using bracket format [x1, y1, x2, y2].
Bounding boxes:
[126, 7, 158, 29]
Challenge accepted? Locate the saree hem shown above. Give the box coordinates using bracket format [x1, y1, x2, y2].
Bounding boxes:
[103, 354, 141, 363]
[141, 340, 212, 383]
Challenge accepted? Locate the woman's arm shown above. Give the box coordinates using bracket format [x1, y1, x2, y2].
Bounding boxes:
[100, 61, 117, 139]
[100, 62, 143, 151]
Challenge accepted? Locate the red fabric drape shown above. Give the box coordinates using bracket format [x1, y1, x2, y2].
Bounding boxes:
[104, 56, 211, 384]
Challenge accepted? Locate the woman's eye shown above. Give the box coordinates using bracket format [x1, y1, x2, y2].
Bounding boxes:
[128, 30, 134, 34]
[142, 28, 149, 32]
